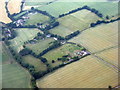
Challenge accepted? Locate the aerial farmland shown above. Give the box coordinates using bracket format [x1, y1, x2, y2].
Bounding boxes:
[1, 0, 119, 89]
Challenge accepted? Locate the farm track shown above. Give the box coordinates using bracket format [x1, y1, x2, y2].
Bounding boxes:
[92, 54, 119, 73]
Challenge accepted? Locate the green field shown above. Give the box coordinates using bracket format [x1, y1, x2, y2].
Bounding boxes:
[24, 13, 50, 25]
[2, 43, 31, 88]
[23, 55, 47, 72]
[43, 43, 84, 67]
[25, 0, 55, 6]
[9, 28, 41, 52]
[13, 11, 27, 19]
[69, 21, 118, 53]
[50, 9, 101, 37]
[37, 2, 118, 18]
[26, 38, 55, 55]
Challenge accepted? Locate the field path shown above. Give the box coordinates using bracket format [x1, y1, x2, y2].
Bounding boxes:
[92, 54, 119, 72]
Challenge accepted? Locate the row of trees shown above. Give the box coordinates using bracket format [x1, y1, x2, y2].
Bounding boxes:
[37, 41, 61, 57]
[90, 17, 120, 27]
[65, 30, 80, 40]
[59, 5, 103, 18]
[5, 2, 15, 21]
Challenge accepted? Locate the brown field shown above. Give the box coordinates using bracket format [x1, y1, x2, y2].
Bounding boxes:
[96, 47, 118, 67]
[0, 0, 11, 23]
[7, 0, 22, 14]
[69, 21, 118, 53]
[37, 56, 118, 88]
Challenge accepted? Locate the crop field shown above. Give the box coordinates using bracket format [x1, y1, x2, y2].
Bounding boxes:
[24, 13, 50, 25]
[69, 21, 118, 53]
[9, 28, 41, 52]
[26, 38, 54, 55]
[50, 9, 101, 37]
[37, 2, 118, 18]
[2, 43, 31, 88]
[23, 55, 47, 72]
[43, 43, 84, 67]
[96, 47, 118, 67]
[7, 0, 22, 14]
[0, 0, 12, 23]
[37, 56, 118, 88]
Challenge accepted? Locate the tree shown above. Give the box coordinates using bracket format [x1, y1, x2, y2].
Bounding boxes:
[106, 15, 109, 19]
[31, 7, 34, 10]
[52, 60, 55, 63]
[40, 57, 48, 63]
[19, 48, 32, 56]
[108, 85, 112, 90]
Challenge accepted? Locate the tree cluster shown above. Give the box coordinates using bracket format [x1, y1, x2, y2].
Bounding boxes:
[19, 48, 32, 56]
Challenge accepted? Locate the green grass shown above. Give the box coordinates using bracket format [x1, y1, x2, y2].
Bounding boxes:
[9, 28, 41, 52]
[23, 55, 47, 72]
[13, 11, 27, 19]
[25, 0, 55, 6]
[37, 2, 118, 18]
[24, 13, 50, 25]
[2, 43, 31, 88]
[43, 43, 84, 67]
[2, 64, 31, 88]
[26, 38, 55, 55]
[50, 9, 101, 37]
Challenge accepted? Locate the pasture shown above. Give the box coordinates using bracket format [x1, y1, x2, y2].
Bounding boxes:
[43, 43, 84, 67]
[69, 21, 118, 53]
[13, 11, 27, 19]
[37, 56, 118, 88]
[24, 13, 50, 25]
[2, 64, 31, 88]
[96, 47, 118, 67]
[23, 55, 47, 72]
[50, 9, 101, 37]
[25, 0, 55, 6]
[37, 2, 118, 18]
[26, 38, 54, 55]
[9, 28, 41, 52]
[2, 43, 31, 88]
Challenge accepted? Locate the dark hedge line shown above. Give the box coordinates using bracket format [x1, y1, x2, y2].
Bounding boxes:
[90, 17, 120, 27]
[59, 5, 103, 18]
